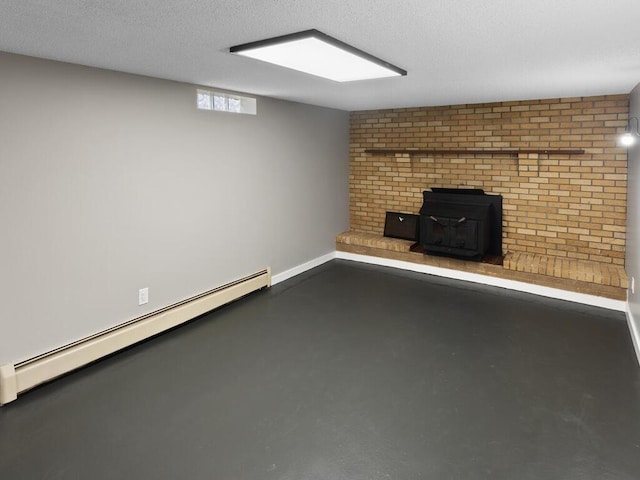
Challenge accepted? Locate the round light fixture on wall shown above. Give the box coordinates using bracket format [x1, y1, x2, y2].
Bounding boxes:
[620, 117, 639, 147]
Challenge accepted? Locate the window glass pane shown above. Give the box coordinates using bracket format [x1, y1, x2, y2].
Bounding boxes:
[213, 95, 227, 111]
[228, 97, 241, 113]
[196, 91, 212, 110]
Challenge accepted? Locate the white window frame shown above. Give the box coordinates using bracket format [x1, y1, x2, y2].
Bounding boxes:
[196, 89, 257, 115]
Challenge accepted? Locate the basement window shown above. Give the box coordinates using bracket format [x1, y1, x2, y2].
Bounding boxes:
[196, 89, 256, 115]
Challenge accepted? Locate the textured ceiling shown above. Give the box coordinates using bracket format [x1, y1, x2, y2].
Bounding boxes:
[1, 0, 639, 111]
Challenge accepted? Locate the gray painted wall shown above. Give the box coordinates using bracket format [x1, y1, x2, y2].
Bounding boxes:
[627, 84, 640, 336]
[0, 52, 349, 364]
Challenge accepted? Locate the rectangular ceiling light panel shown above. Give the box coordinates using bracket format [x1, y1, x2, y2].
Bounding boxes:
[230, 30, 406, 82]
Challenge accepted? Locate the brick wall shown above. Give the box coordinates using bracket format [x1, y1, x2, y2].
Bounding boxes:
[349, 95, 628, 265]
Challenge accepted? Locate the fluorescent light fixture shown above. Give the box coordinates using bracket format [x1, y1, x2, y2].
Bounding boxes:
[230, 29, 406, 82]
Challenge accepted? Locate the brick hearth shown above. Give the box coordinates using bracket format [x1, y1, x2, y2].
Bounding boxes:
[336, 231, 627, 300]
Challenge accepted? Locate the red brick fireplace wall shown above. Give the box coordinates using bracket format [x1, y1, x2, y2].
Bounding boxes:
[349, 95, 628, 266]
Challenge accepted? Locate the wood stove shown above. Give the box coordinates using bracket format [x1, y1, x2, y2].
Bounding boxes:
[419, 188, 502, 260]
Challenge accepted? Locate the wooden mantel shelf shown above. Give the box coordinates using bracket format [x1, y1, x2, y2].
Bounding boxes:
[365, 148, 586, 156]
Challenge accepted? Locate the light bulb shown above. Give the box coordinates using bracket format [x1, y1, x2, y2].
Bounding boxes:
[621, 132, 635, 147]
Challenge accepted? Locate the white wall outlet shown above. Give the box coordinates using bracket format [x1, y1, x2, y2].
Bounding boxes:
[631, 277, 635, 295]
[138, 287, 149, 305]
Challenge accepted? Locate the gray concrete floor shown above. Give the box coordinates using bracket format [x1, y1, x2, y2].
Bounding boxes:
[1, 260, 639, 480]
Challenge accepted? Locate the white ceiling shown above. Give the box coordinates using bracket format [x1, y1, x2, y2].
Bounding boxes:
[1, 0, 639, 111]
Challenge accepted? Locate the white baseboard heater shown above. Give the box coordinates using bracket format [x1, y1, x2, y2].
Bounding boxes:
[0, 268, 271, 406]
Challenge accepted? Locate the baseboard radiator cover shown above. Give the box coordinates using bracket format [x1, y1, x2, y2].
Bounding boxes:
[0, 268, 271, 406]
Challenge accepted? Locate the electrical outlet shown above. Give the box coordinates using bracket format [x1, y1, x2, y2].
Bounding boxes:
[138, 287, 149, 305]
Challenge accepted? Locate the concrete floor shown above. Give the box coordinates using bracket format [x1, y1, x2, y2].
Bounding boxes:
[1, 260, 639, 480]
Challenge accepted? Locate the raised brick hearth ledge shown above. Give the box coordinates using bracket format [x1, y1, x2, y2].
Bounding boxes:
[336, 231, 627, 300]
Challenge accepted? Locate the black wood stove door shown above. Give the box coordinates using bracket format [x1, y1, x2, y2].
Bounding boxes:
[424, 216, 478, 251]
[424, 216, 449, 246]
[451, 218, 478, 250]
